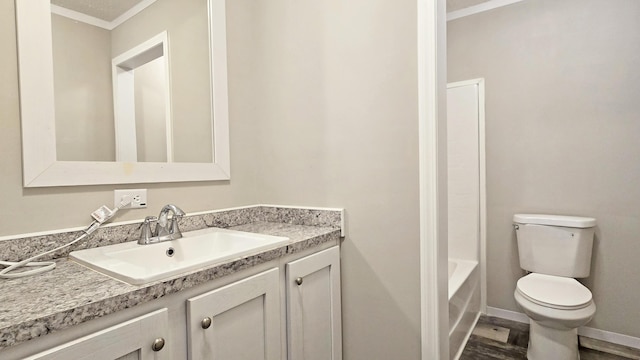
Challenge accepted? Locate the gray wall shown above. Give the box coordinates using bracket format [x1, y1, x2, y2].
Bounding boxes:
[239, 0, 423, 357]
[3, 0, 423, 358]
[448, 0, 640, 337]
[52, 14, 115, 161]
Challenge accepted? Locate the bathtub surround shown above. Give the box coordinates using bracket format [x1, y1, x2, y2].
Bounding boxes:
[448, 0, 640, 342]
[448, 259, 481, 359]
[446, 80, 485, 267]
[446, 80, 485, 358]
[0, 205, 342, 350]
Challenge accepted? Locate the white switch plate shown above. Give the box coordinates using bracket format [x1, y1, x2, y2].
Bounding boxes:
[114, 189, 147, 209]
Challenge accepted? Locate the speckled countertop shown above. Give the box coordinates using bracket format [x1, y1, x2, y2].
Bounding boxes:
[0, 206, 343, 350]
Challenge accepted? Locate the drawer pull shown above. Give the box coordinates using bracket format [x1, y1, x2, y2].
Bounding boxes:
[151, 337, 165, 352]
[201, 317, 212, 329]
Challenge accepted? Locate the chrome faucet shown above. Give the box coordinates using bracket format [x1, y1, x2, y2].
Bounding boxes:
[138, 204, 186, 245]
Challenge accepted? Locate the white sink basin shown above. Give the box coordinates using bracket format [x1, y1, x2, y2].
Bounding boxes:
[69, 227, 290, 285]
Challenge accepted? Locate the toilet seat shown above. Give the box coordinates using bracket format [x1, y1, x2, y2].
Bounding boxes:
[516, 273, 592, 310]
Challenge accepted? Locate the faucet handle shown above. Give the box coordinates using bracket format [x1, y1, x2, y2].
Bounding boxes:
[169, 213, 184, 238]
[143, 216, 158, 228]
[139, 216, 157, 244]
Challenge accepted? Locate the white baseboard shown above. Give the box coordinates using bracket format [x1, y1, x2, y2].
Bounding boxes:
[486, 306, 529, 324]
[578, 327, 640, 350]
[486, 306, 640, 350]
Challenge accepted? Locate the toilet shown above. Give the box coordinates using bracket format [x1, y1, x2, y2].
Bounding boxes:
[513, 214, 597, 360]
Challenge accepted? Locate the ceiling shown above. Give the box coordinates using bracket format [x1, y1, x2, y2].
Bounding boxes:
[51, 0, 147, 22]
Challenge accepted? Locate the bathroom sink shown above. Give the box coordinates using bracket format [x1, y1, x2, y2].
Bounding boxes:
[69, 227, 290, 285]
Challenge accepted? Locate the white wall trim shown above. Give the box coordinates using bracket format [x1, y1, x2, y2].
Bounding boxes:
[447, 0, 525, 22]
[418, 0, 448, 359]
[50, 0, 157, 30]
[477, 79, 487, 315]
[50, 5, 112, 30]
[110, 0, 158, 29]
[446, 78, 484, 89]
[487, 306, 640, 350]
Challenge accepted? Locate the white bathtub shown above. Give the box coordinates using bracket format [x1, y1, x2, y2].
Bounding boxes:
[448, 259, 480, 360]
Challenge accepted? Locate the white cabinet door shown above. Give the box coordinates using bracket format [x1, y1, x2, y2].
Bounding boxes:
[187, 268, 281, 360]
[286, 246, 342, 360]
[26, 309, 171, 360]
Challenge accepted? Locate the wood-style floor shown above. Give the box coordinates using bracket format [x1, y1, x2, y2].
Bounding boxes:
[460, 315, 640, 360]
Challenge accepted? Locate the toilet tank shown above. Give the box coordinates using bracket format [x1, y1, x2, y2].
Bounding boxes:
[513, 214, 596, 278]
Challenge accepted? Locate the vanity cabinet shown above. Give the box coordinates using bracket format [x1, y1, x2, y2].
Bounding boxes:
[286, 246, 342, 360]
[25, 309, 171, 360]
[186, 268, 281, 360]
[5, 245, 342, 360]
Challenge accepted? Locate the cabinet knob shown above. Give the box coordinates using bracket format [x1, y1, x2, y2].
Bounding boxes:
[295, 277, 303, 286]
[151, 337, 165, 352]
[201, 317, 212, 329]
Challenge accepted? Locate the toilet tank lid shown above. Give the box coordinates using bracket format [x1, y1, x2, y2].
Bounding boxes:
[513, 214, 596, 228]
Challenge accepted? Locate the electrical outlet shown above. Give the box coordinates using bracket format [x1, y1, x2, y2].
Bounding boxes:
[114, 189, 147, 209]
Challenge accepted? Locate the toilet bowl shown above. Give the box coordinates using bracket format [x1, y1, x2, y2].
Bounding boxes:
[515, 273, 596, 360]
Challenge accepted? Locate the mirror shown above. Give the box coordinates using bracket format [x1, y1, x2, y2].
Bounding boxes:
[15, 0, 230, 187]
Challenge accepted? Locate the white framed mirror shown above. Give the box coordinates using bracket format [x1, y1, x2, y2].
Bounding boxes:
[15, 0, 230, 187]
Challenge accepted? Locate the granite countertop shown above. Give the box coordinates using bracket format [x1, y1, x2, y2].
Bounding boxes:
[0, 219, 341, 350]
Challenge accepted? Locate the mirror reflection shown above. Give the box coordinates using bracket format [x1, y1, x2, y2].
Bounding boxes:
[50, 0, 214, 163]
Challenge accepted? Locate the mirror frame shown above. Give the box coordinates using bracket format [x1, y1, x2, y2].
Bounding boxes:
[15, 0, 230, 187]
